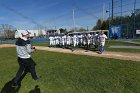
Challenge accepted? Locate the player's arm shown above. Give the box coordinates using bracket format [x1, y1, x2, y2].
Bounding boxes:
[27, 44, 36, 53]
[104, 34, 108, 39]
[26, 40, 35, 53]
[105, 36, 107, 39]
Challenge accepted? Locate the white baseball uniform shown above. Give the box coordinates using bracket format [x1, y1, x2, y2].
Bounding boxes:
[99, 34, 107, 46]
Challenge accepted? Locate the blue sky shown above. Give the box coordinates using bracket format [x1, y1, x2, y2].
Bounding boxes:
[0, 0, 139, 30]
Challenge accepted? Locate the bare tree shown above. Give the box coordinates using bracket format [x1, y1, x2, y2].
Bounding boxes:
[0, 24, 17, 39]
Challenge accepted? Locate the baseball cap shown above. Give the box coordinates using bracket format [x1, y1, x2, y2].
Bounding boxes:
[22, 30, 31, 36]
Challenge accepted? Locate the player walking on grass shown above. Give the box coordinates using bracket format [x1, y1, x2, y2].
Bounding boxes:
[12, 30, 40, 88]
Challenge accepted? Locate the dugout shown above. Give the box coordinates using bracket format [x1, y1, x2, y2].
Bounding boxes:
[68, 30, 108, 36]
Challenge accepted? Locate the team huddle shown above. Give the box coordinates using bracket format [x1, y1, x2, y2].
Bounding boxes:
[49, 31, 107, 54]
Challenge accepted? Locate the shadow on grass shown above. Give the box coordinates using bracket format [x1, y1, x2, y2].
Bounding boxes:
[29, 85, 41, 93]
[0, 78, 21, 93]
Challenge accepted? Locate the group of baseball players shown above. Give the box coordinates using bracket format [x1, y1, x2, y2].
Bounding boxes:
[49, 31, 107, 54]
[12, 30, 107, 88]
[10, 30, 107, 89]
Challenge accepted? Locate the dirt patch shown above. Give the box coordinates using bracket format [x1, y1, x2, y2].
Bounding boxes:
[0, 44, 15, 48]
[0, 44, 140, 62]
[35, 46, 140, 62]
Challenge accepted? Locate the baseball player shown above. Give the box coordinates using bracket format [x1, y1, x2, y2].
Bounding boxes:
[12, 30, 40, 88]
[49, 35, 54, 47]
[85, 33, 91, 52]
[55, 35, 60, 46]
[53, 35, 56, 47]
[83, 34, 87, 48]
[79, 34, 83, 47]
[71, 34, 77, 51]
[92, 33, 99, 49]
[61, 34, 66, 48]
[66, 35, 71, 47]
[98, 31, 107, 54]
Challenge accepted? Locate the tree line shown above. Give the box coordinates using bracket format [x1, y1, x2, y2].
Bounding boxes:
[92, 9, 140, 38]
[0, 24, 17, 39]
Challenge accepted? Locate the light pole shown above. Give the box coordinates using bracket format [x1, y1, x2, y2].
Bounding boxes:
[112, 0, 114, 20]
[87, 26, 89, 31]
[106, 3, 111, 29]
[106, 3, 111, 37]
[73, 9, 76, 32]
[133, 0, 136, 38]
[120, 0, 122, 26]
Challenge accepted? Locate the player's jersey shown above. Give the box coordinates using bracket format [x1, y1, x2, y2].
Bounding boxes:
[93, 34, 98, 40]
[73, 35, 77, 41]
[62, 35, 67, 42]
[99, 34, 107, 42]
[49, 36, 54, 41]
[54, 36, 57, 40]
[67, 36, 71, 41]
[79, 35, 83, 43]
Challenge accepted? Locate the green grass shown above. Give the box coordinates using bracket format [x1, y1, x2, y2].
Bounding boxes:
[106, 40, 140, 46]
[0, 48, 140, 93]
[132, 39, 140, 42]
[105, 40, 140, 53]
[32, 42, 49, 46]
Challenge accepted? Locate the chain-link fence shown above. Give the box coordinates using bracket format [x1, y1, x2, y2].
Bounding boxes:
[110, 0, 140, 39]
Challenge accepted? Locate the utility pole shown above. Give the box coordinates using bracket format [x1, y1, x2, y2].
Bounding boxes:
[55, 26, 56, 30]
[112, 0, 114, 20]
[102, 3, 105, 23]
[73, 9, 76, 32]
[133, 0, 136, 38]
[106, 3, 111, 28]
[109, 3, 111, 28]
[87, 26, 89, 31]
[106, 3, 111, 38]
[120, 0, 123, 38]
[120, 0, 122, 25]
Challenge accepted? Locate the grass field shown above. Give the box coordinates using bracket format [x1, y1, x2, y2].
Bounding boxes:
[0, 47, 140, 93]
[105, 40, 140, 53]
[132, 39, 140, 42]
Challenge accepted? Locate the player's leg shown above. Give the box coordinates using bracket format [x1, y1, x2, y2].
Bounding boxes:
[17, 67, 29, 86]
[50, 40, 52, 47]
[99, 42, 105, 54]
[26, 58, 39, 80]
[72, 41, 76, 51]
[102, 42, 105, 52]
[12, 58, 25, 87]
[62, 41, 64, 48]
